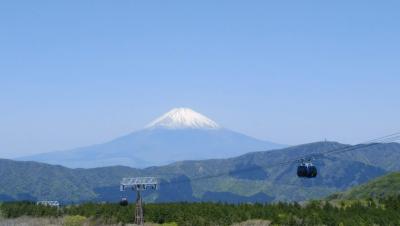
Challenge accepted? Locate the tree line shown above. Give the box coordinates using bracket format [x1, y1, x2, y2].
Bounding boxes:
[1, 196, 400, 225]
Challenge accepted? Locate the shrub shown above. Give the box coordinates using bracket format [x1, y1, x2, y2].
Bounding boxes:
[63, 215, 87, 226]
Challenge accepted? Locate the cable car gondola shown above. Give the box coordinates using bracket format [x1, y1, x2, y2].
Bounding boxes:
[297, 159, 317, 178]
[119, 197, 128, 206]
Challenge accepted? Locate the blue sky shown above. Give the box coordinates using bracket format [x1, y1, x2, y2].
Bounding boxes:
[1, 1, 399, 157]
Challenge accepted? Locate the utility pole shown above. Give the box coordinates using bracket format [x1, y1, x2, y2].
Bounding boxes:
[120, 177, 158, 225]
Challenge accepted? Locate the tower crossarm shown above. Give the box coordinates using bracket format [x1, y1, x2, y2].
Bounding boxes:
[36, 201, 60, 207]
[120, 177, 158, 191]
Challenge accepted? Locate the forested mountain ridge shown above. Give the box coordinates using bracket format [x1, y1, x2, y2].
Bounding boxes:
[328, 172, 400, 200]
[1, 141, 399, 203]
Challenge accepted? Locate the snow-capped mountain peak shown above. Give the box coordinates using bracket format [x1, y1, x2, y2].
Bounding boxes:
[146, 108, 221, 130]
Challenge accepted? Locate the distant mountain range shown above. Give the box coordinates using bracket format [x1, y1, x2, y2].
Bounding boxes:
[18, 108, 284, 168]
[2, 141, 400, 203]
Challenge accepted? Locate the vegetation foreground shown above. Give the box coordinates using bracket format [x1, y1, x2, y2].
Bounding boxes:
[1, 196, 400, 226]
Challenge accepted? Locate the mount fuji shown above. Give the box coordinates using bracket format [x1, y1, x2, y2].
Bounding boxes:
[19, 108, 284, 168]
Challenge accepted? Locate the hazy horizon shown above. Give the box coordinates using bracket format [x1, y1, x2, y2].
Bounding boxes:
[1, 1, 400, 157]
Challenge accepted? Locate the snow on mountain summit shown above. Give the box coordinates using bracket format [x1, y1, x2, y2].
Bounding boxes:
[146, 108, 221, 129]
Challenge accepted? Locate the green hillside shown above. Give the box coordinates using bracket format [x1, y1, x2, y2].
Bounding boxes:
[1, 141, 399, 203]
[328, 172, 400, 200]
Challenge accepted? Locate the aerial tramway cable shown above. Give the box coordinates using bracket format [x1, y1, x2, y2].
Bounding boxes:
[118, 132, 400, 206]
[155, 131, 400, 184]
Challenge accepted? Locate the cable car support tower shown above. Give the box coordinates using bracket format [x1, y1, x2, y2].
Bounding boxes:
[120, 177, 158, 225]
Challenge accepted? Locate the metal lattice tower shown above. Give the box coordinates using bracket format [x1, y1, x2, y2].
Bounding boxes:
[120, 177, 158, 225]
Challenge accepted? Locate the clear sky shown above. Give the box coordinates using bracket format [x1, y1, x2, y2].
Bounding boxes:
[1, 1, 399, 158]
